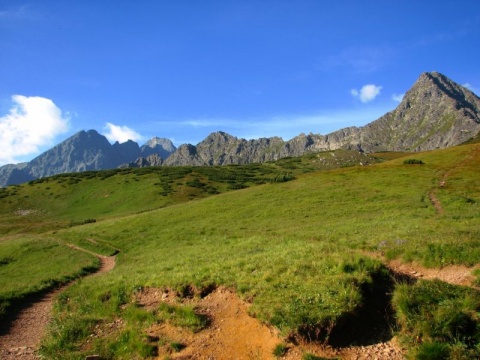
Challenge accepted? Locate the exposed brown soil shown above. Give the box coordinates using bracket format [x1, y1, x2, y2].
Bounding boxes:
[6, 254, 476, 360]
[387, 259, 480, 289]
[134, 286, 407, 360]
[0, 251, 116, 360]
[428, 191, 444, 214]
[0, 287, 66, 359]
[143, 287, 281, 359]
[365, 248, 479, 290]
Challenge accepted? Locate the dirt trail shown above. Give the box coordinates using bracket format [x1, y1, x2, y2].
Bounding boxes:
[365, 249, 479, 290]
[428, 191, 444, 214]
[0, 249, 116, 360]
[388, 258, 479, 289]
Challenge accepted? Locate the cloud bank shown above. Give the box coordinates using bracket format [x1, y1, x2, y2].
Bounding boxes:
[103, 122, 143, 143]
[0, 95, 69, 165]
[351, 84, 382, 103]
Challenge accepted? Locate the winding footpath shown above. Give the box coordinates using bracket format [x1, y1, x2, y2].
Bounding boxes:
[0, 250, 116, 360]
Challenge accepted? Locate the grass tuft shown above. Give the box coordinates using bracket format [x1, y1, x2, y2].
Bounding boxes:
[273, 343, 288, 357]
[157, 303, 208, 332]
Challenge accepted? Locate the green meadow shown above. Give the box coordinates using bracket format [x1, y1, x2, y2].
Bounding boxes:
[1, 146, 479, 359]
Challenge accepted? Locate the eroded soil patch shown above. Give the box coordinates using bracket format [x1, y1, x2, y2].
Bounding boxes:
[135, 286, 406, 360]
[139, 287, 281, 359]
[388, 259, 479, 289]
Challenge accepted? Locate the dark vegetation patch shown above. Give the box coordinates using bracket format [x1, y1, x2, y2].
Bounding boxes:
[403, 158, 425, 165]
[327, 268, 396, 347]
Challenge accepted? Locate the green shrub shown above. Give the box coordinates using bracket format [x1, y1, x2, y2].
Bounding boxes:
[273, 343, 287, 357]
[403, 159, 424, 165]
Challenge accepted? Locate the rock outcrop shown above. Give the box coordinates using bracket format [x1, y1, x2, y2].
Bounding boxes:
[1, 71, 479, 185]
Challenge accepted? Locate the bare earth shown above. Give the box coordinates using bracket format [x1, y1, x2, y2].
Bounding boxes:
[137, 286, 406, 360]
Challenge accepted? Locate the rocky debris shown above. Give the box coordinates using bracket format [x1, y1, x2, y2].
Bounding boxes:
[119, 153, 164, 168]
[13, 209, 37, 216]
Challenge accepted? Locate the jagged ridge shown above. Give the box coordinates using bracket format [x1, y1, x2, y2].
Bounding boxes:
[1, 71, 479, 186]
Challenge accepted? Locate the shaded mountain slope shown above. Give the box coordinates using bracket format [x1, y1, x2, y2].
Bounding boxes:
[0, 131, 176, 187]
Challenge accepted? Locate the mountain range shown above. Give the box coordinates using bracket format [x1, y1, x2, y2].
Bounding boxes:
[1, 71, 479, 187]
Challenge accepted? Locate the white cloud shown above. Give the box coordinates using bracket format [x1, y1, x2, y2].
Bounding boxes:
[103, 122, 143, 143]
[392, 93, 405, 102]
[351, 84, 382, 103]
[0, 95, 70, 165]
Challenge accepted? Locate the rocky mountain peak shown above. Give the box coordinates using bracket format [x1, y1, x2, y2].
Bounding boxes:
[140, 137, 176, 159]
[406, 72, 480, 115]
[143, 137, 176, 151]
[361, 71, 480, 152]
[200, 131, 237, 145]
[1, 72, 479, 186]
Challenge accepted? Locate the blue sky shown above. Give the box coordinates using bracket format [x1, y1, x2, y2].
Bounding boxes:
[1, 0, 479, 165]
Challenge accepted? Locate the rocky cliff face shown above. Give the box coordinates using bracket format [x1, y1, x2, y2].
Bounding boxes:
[1, 72, 479, 185]
[348, 71, 480, 152]
[0, 130, 175, 186]
[271, 72, 480, 155]
[27, 130, 139, 178]
[140, 137, 176, 159]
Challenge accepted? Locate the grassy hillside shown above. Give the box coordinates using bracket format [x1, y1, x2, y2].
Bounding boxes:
[0, 150, 379, 325]
[1, 146, 479, 359]
[0, 150, 378, 234]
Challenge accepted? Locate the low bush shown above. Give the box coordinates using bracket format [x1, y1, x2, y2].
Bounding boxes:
[403, 159, 424, 165]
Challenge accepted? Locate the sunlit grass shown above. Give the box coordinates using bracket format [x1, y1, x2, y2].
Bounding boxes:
[0, 235, 99, 320]
[1, 144, 479, 358]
